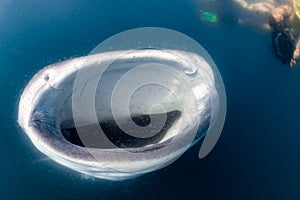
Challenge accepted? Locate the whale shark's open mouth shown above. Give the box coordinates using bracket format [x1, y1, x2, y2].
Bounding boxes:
[61, 110, 182, 149]
[18, 49, 219, 180]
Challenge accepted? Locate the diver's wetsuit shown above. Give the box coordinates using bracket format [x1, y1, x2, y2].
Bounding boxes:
[270, 16, 297, 64]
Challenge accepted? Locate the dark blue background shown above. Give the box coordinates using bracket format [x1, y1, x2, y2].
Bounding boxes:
[1, 0, 300, 199]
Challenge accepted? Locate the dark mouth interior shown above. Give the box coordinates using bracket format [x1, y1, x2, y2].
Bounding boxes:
[61, 110, 181, 149]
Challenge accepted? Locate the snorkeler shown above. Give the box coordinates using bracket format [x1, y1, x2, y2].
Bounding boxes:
[234, 0, 300, 67]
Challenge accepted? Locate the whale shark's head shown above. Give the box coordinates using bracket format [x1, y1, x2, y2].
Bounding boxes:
[18, 49, 224, 180]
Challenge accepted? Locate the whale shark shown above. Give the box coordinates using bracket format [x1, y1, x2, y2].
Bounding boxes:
[18, 49, 224, 180]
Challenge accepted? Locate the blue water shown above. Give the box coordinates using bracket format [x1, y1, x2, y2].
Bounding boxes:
[1, 0, 300, 199]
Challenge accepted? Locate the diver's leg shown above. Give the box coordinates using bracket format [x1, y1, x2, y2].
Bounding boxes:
[233, 0, 275, 14]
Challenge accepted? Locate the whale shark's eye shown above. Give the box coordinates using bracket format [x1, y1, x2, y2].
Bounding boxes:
[18, 28, 226, 181]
